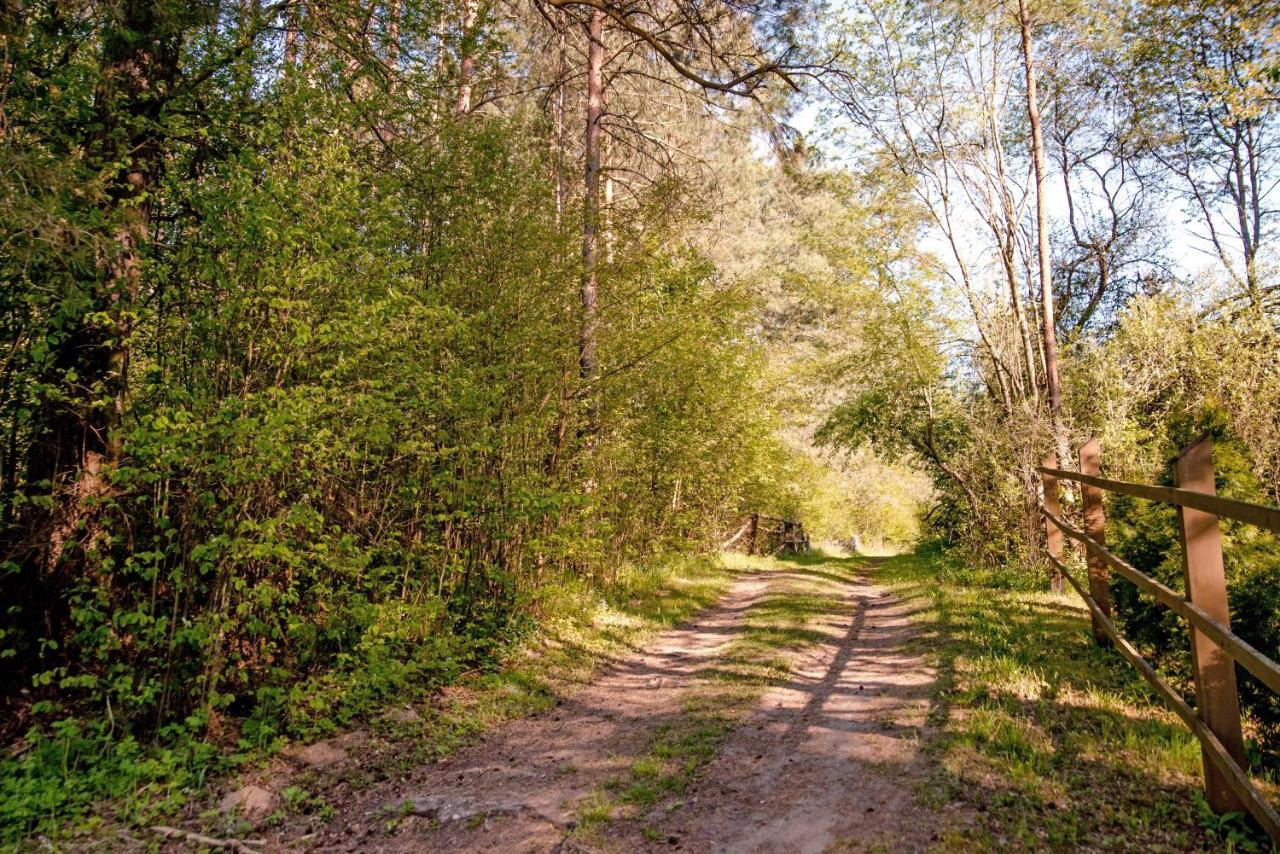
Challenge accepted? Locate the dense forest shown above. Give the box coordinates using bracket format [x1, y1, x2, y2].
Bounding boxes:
[1, 0, 1278, 844]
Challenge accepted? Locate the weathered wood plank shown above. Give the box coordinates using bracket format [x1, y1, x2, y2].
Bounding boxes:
[1037, 466, 1280, 533]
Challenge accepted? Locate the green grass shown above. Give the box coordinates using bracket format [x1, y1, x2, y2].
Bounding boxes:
[373, 554, 743, 764]
[32, 545, 1258, 851]
[878, 547, 1271, 851]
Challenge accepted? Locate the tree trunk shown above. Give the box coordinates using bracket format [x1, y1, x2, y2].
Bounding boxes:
[999, 228, 1039, 400]
[579, 8, 605, 428]
[386, 0, 401, 93]
[1018, 0, 1064, 425]
[553, 15, 567, 226]
[284, 4, 300, 67]
[58, 0, 173, 531]
[603, 144, 614, 263]
[988, 107, 1038, 400]
[455, 0, 478, 115]
[17, 0, 178, 669]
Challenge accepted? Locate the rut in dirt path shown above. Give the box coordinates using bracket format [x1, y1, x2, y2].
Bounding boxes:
[278, 556, 961, 853]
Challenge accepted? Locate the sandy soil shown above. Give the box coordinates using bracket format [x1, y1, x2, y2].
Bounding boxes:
[251, 560, 964, 853]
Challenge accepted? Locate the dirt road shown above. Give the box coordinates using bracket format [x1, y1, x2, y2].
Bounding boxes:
[273, 556, 962, 853]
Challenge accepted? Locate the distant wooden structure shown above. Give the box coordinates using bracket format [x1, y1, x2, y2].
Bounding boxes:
[722, 513, 810, 556]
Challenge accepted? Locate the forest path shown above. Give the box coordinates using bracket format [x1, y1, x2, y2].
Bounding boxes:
[281, 555, 958, 853]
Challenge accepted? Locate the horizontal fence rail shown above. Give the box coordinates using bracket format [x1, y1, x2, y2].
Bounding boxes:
[1038, 466, 1280, 533]
[1039, 434, 1280, 842]
[1043, 550, 1280, 840]
[1041, 507, 1280, 696]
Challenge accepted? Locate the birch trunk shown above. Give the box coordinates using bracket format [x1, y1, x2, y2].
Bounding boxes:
[554, 18, 567, 226]
[455, 0, 478, 115]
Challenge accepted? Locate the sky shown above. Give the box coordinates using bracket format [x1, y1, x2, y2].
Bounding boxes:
[783, 90, 1254, 308]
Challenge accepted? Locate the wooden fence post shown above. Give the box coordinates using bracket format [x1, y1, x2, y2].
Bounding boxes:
[748, 513, 759, 556]
[1078, 438, 1111, 643]
[1042, 452, 1065, 594]
[1175, 433, 1247, 814]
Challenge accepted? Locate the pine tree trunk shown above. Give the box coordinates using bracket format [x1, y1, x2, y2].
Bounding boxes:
[1018, 0, 1064, 424]
[579, 8, 605, 428]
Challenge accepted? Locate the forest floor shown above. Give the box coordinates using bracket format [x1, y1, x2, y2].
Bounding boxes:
[140, 549, 1264, 853]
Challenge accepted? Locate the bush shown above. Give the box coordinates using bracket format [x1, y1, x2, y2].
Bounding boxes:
[1109, 414, 1280, 763]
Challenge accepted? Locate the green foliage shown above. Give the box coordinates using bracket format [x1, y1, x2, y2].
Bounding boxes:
[0, 554, 737, 845]
[0, 718, 225, 842]
[0, 5, 804, 843]
[1195, 795, 1267, 853]
[1056, 295, 1280, 760]
[1107, 421, 1280, 761]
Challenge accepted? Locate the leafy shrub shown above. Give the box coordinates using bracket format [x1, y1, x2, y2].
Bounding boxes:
[1109, 413, 1280, 762]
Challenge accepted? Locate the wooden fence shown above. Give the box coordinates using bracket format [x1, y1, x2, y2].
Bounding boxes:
[1039, 433, 1280, 840]
[721, 513, 810, 556]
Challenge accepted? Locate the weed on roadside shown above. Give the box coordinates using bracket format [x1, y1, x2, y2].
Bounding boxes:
[1, 555, 737, 850]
